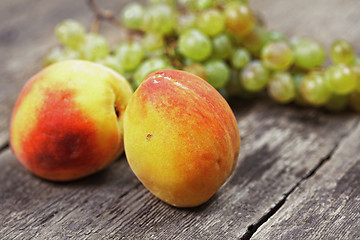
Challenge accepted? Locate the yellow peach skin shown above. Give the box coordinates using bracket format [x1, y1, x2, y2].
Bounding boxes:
[10, 60, 133, 181]
[124, 70, 240, 207]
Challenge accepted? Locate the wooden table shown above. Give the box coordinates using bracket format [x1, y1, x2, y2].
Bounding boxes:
[1, 0, 360, 239]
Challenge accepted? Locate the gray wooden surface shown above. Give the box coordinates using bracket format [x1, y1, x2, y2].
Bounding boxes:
[1, 0, 360, 239]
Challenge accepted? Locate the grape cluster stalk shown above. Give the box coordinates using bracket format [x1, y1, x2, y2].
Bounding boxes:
[43, 0, 360, 112]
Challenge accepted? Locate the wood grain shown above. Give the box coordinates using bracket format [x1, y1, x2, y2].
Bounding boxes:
[252, 118, 360, 240]
[0, 0, 360, 239]
[1, 98, 359, 239]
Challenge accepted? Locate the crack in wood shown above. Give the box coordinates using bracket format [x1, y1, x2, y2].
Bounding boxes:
[0, 141, 9, 154]
[241, 118, 360, 240]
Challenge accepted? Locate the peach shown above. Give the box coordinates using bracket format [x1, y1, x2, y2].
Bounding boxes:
[123, 70, 240, 207]
[10, 60, 133, 181]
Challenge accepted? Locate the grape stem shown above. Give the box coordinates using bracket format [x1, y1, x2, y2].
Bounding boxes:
[86, 0, 143, 39]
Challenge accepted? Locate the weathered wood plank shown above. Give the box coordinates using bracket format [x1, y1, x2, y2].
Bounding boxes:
[250, 0, 360, 51]
[252, 118, 360, 240]
[1, 97, 358, 239]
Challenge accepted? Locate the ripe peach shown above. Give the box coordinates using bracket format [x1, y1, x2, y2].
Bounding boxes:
[124, 70, 240, 207]
[10, 60, 133, 181]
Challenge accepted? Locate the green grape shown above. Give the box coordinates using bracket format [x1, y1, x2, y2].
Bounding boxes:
[184, 63, 207, 80]
[120, 3, 145, 30]
[176, 13, 197, 34]
[231, 48, 250, 69]
[330, 39, 355, 64]
[217, 0, 249, 5]
[204, 60, 230, 89]
[178, 0, 195, 9]
[265, 30, 286, 45]
[142, 33, 164, 52]
[212, 33, 233, 60]
[224, 2, 255, 36]
[267, 72, 296, 104]
[43, 47, 81, 66]
[178, 29, 212, 61]
[194, 0, 215, 10]
[325, 64, 356, 95]
[349, 91, 360, 112]
[261, 41, 294, 71]
[240, 60, 270, 92]
[351, 64, 360, 92]
[133, 58, 170, 87]
[196, 9, 225, 37]
[300, 72, 331, 106]
[291, 37, 326, 69]
[325, 94, 348, 112]
[55, 19, 85, 50]
[355, 57, 360, 64]
[242, 26, 267, 56]
[81, 33, 110, 61]
[183, 58, 196, 66]
[143, 4, 177, 35]
[114, 42, 144, 71]
[97, 55, 124, 74]
[292, 72, 309, 106]
[148, 0, 176, 7]
[225, 70, 255, 98]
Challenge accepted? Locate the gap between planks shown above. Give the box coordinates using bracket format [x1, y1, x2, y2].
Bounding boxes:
[240, 117, 360, 240]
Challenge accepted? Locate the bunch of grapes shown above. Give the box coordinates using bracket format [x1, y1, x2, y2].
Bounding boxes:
[43, 0, 360, 112]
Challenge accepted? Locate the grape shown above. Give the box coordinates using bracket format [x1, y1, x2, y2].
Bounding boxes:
[148, 0, 176, 7]
[325, 94, 348, 112]
[178, 29, 212, 61]
[114, 42, 144, 71]
[265, 30, 286, 45]
[120, 3, 145, 30]
[133, 58, 170, 87]
[225, 70, 255, 98]
[212, 33, 233, 60]
[349, 91, 360, 112]
[176, 13, 197, 34]
[193, 0, 215, 10]
[184, 63, 207, 80]
[46, 0, 360, 112]
[97, 55, 124, 74]
[178, 0, 194, 9]
[325, 64, 356, 95]
[143, 4, 176, 35]
[291, 37, 325, 69]
[197, 9, 225, 37]
[242, 26, 267, 56]
[351, 64, 360, 92]
[267, 72, 296, 104]
[142, 33, 164, 52]
[204, 60, 230, 89]
[241, 61, 270, 92]
[330, 39, 355, 64]
[292, 73, 309, 106]
[300, 72, 331, 106]
[43, 47, 81, 66]
[224, 2, 255, 36]
[55, 19, 85, 50]
[231, 48, 250, 69]
[81, 33, 110, 61]
[261, 41, 294, 71]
